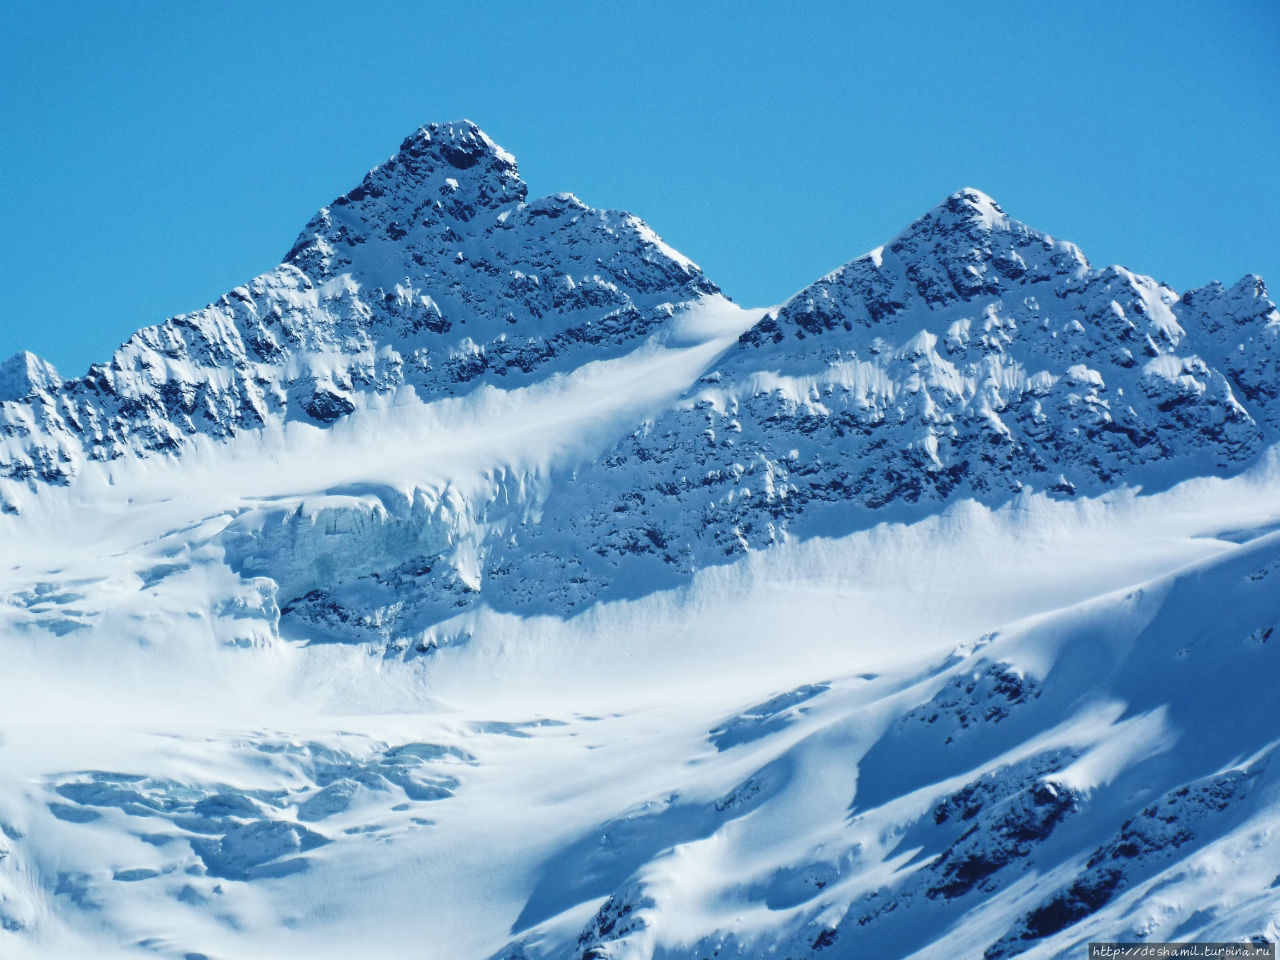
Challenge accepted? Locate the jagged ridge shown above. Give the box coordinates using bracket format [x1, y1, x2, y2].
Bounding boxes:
[0, 121, 718, 499]
[273, 187, 1280, 645]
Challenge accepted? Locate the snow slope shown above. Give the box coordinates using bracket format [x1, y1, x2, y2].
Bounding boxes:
[2, 123, 1279, 960]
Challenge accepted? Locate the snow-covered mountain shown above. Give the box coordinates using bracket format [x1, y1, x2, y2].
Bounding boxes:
[2, 122, 1279, 960]
[0, 121, 716, 497]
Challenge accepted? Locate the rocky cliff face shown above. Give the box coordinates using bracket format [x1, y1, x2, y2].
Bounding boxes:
[616, 188, 1276, 544]
[0, 121, 718, 496]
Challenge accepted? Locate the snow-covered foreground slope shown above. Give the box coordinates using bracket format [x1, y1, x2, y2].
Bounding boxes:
[4, 424, 1280, 960]
[3, 123, 1280, 959]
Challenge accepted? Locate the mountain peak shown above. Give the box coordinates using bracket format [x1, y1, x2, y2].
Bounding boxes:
[878, 188, 1023, 272]
[853, 188, 1087, 310]
[376, 119, 521, 194]
[895, 187, 1013, 245]
[284, 120, 527, 272]
[329, 119, 526, 216]
[1229, 272, 1271, 302]
[0, 350, 60, 403]
[943, 186, 1005, 218]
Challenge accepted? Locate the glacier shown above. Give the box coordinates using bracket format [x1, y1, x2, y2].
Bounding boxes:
[1, 121, 1279, 959]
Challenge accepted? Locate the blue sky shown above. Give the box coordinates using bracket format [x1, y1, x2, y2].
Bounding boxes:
[2, 0, 1277, 376]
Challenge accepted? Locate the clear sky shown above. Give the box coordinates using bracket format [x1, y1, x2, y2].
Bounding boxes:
[2, 0, 1277, 377]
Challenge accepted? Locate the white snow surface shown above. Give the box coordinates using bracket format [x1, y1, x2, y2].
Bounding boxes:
[2, 128, 1280, 960]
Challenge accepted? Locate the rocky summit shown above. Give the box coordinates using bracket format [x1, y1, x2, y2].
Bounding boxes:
[2, 123, 1279, 960]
